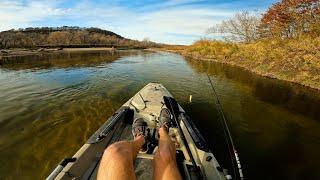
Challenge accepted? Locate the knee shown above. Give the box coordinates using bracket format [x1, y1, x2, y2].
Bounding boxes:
[103, 141, 132, 159]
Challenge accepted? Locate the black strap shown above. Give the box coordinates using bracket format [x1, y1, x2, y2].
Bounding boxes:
[163, 96, 202, 179]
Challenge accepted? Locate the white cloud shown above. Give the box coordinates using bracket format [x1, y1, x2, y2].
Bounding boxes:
[108, 6, 235, 44]
[0, 0, 68, 30]
[0, 0, 265, 44]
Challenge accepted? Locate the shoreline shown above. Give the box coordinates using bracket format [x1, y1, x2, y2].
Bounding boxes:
[0, 48, 62, 58]
[0, 47, 117, 57]
[2, 47, 319, 91]
[148, 48, 320, 91]
[0, 47, 116, 58]
[62, 47, 115, 52]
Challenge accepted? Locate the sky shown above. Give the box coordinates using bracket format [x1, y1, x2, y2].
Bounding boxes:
[0, 0, 278, 45]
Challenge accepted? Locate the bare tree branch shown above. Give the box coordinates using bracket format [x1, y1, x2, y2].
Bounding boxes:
[207, 11, 260, 43]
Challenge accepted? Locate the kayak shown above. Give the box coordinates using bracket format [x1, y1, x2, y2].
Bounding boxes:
[47, 83, 227, 180]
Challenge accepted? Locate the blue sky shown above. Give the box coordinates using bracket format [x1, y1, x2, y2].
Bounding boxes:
[0, 0, 278, 44]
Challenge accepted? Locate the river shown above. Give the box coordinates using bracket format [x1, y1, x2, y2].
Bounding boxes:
[0, 50, 319, 179]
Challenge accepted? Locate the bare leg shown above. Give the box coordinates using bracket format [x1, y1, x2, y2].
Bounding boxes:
[154, 127, 182, 180]
[97, 135, 145, 180]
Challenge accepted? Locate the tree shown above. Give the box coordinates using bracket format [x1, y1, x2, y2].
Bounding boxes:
[260, 0, 320, 38]
[207, 11, 260, 43]
[142, 37, 151, 47]
[0, 26, 158, 48]
[73, 31, 89, 44]
[47, 31, 72, 45]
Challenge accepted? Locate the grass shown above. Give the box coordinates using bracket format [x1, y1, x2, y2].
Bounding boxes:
[148, 45, 187, 54]
[164, 36, 320, 90]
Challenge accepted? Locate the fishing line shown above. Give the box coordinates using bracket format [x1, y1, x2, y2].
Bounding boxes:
[206, 73, 244, 180]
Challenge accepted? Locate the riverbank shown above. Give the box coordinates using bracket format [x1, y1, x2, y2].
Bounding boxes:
[0, 48, 62, 57]
[0, 48, 118, 60]
[151, 36, 320, 91]
[62, 47, 114, 52]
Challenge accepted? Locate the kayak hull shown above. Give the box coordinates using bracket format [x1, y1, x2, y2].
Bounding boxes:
[47, 83, 226, 180]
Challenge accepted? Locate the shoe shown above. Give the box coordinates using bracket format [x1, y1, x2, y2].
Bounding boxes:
[132, 118, 147, 138]
[132, 118, 148, 152]
[159, 108, 172, 131]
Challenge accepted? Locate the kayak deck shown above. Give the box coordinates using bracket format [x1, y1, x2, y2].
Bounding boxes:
[48, 83, 226, 180]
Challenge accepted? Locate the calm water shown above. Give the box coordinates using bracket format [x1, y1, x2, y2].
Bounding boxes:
[0, 51, 319, 180]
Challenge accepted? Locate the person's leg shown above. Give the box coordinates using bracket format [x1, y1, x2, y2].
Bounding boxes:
[154, 126, 182, 180]
[97, 135, 144, 180]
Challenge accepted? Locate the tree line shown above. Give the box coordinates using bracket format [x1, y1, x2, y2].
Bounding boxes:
[0, 26, 159, 49]
[208, 0, 320, 43]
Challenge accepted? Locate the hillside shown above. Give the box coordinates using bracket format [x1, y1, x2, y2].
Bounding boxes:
[0, 26, 158, 49]
[160, 0, 320, 90]
[183, 36, 320, 90]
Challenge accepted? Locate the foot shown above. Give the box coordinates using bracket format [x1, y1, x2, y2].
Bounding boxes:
[132, 118, 148, 152]
[132, 118, 147, 138]
[159, 108, 172, 131]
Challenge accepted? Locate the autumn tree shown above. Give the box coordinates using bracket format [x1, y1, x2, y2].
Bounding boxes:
[260, 0, 320, 38]
[47, 31, 73, 45]
[0, 26, 159, 49]
[141, 37, 151, 47]
[207, 11, 260, 43]
[72, 31, 88, 44]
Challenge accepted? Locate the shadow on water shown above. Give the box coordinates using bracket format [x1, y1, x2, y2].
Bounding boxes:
[185, 58, 320, 122]
[185, 58, 320, 180]
[0, 50, 139, 70]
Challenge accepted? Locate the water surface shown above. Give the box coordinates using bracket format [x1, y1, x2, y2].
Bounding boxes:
[0, 50, 319, 179]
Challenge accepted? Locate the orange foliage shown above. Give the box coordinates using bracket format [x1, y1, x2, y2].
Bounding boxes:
[260, 0, 320, 38]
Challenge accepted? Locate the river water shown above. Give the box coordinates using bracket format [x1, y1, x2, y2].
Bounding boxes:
[0, 50, 319, 179]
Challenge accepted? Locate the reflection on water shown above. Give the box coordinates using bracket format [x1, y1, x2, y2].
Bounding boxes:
[0, 51, 319, 179]
[186, 59, 320, 122]
[185, 59, 320, 180]
[0, 51, 137, 70]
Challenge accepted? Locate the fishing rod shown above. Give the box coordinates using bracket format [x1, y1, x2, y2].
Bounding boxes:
[206, 73, 244, 180]
[164, 96, 203, 179]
